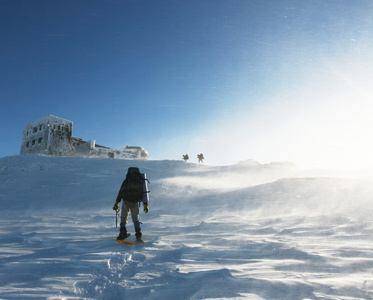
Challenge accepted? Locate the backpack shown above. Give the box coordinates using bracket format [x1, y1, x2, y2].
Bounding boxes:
[120, 167, 144, 202]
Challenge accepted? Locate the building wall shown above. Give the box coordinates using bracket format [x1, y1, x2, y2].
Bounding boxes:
[74, 141, 92, 157]
[20, 115, 73, 155]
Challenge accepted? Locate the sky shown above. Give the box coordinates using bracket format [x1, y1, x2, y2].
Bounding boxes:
[1, 0, 373, 168]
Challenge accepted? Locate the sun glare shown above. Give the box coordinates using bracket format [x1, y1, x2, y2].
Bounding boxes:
[196, 53, 373, 169]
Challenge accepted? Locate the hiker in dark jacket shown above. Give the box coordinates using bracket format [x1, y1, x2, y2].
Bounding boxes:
[113, 167, 149, 242]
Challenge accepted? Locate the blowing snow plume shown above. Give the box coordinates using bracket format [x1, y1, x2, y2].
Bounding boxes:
[1, 155, 373, 299]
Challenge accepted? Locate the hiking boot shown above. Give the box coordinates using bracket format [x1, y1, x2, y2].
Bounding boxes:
[135, 229, 143, 243]
[117, 229, 131, 241]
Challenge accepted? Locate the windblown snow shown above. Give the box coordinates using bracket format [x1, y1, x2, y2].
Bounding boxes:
[1, 155, 373, 299]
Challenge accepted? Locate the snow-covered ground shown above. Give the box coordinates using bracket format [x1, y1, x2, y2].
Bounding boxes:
[1, 155, 373, 300]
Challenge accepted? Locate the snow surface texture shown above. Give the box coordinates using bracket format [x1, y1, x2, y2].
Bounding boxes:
[1, 155, 373, 300]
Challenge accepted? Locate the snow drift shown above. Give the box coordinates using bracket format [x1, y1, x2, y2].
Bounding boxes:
[1, 155, 373, 299]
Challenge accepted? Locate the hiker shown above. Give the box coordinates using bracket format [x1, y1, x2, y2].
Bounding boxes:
[113, 167, 149, 242]
[183, 154, 189, 162]
[197, 153, 204, 163]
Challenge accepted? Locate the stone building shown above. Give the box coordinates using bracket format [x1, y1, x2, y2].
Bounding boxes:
[20, 115, 148, 159]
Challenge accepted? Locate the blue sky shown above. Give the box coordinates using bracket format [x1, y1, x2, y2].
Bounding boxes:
[1, 0, 373, 168]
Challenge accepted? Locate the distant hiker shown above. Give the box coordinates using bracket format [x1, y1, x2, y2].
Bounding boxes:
[183, 154, 189, 162]
[197, 153, 204, 163]
[113, 167, 149, 242]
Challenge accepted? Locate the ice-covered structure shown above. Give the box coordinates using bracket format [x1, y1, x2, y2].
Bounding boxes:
[20, 115, 148, 159]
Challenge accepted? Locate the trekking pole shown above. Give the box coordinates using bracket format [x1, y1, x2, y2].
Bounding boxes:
[115, 208, 120, 228]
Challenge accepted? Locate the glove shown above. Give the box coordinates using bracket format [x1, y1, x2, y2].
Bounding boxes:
[143, 203, 148, 213]
[113, 202, 120, 211]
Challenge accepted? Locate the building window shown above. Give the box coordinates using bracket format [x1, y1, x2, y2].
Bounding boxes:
[26, 142, 29, 147]
[32, 140, 36, 146]
[39, 125, 43, 130]
[38, 138, 42, 144]
[33, 127, 37, 133]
